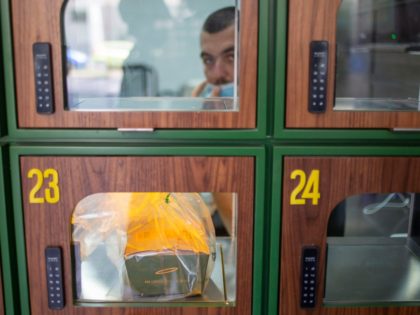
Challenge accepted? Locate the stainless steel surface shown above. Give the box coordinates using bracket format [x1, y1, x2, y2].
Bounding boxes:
[334, 98, 420, 111]
[69, 97, 237, 112]
[328, 193, 411, 238]
[325, 237, 420, 305]
[408, 238, 420, 258]
[76, 237, 236, 305]
[334, 1, 420, 109]
[408, 198, 420, 258]
[117, 128, 155, 132]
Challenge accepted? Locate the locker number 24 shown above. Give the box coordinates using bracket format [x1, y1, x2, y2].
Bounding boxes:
[27, 168, 60, 204]
[290, 169, 320, 205]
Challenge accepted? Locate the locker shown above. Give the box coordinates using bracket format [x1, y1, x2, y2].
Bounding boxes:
[10, 145, 265, 314]
[271, 147, 420, 315]
[285, 0, 420, 129]
[7, 0, 258, 130]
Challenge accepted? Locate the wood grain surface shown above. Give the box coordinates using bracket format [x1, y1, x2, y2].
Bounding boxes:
[286, 0, 420, 129]
[20, 156, 254, 314]
[280, 157, 420, 315]
[11, 0, 257, 129]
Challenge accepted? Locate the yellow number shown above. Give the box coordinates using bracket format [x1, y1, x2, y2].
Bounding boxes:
[290, 170, 306, 205]
[27, 168, 60, 204]
[290, 169, 320, 205]
[44, 168, 60, 204]
[28, 168, 45, 204]
[302, 170, 320, 205]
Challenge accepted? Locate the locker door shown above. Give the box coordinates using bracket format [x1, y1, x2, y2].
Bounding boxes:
[280, 157, 420, 315]
[286, 0, 420, 129]
[19, 155, 254, 314]
[10, 0, 258, 129]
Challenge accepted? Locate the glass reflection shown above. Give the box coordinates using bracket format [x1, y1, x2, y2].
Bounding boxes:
[335, 0, 420, 111]
[71, 192, 237, 305]
[325, 193, 420, 305]
[63, 0, 238, 112]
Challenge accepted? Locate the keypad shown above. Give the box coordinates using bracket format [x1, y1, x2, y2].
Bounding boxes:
[45, 247, 64, 309]
[308, 41, 328, 113]
[300, 246, 318, 308]
[33, 43, 54, 114]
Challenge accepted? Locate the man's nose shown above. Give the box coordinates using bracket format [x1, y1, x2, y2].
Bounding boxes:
[213, 58, 228, 78]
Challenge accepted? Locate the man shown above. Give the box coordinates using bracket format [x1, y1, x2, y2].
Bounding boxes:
[192, 7, 235, 97]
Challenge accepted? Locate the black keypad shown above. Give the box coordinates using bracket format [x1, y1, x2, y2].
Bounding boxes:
[33, 43, 54, 114]
[45, 247, 64, 310]
[308, 41, 328, 113]
[300, 246, 318, 308]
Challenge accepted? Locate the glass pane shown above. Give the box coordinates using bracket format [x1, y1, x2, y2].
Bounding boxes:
[63, 0, 238, 112]
[325, 193, 420, 305]
[71, 192, 237, 306]
[334, 0, 420, 111]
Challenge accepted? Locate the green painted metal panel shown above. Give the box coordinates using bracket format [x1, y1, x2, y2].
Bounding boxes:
[0, 0, 269, 141]
[0, 6, 6, 137]
[0, 145, 18, 314]
[9, 144, 266, 314]
[268, 145, 420, 315]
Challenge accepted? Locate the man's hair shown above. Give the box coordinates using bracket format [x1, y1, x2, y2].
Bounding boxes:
[202, 7, 235, 34]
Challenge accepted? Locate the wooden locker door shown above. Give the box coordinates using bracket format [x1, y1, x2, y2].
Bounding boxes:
[280, 157, 420, 315]
[286, 0, 420, 129]
[20, 156, 254, 314]
[11, 0, 257, 129]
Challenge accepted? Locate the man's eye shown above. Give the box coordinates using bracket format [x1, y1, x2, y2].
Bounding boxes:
[203, 57, 214, 65]
[224, 54, 235, 63]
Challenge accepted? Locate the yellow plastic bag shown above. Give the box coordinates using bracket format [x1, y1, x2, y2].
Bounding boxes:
[125, 193, 211, 255]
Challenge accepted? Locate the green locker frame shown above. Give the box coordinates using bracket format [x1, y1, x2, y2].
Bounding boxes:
[1, 14, 12, 311]
[0, 0, 272, 140]
[269, 146, 420, 315]
[10, 145, 266, 314]
[273, 0, 420, 141]
[0, 146, 5, 315]
[0, 14, 7, 137]
[0, 145, 19, 314]
[0, 264, 2, 315]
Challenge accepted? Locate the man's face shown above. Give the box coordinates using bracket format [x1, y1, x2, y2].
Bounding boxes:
[200, 24, 235, 85]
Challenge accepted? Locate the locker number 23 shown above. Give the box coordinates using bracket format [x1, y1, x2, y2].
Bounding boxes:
[290, 169, 320, 205]
[27, 168, 60, 204]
